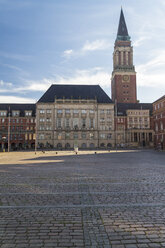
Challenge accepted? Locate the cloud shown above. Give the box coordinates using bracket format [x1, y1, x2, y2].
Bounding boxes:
[54, 68, 110, 87]
[7, 68, 110, 95]
[27, 68, 110, 92]
[0, 95, 35, 103]
[0, 80, 12, 87]
[0, 80, 13, 93]
[136, 50, 165, 89]
[133, 36, 150, 47]
[62, 39, 112, 59]
[0, 52, 32, 62]
[63, 49, 73, 58]
[82, 40, 111, 51]
[2, 63, 30, 77]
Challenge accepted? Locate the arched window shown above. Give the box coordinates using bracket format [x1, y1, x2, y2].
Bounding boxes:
[81, 143, 87, 149]
[65, 143, 70, 149]
[57, 143, 62, 149]
[90, 143, 95, 149]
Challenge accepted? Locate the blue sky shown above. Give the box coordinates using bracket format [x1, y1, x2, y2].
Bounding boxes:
[0, 0, 165, 103]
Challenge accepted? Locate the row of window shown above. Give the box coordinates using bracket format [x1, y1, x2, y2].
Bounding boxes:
[0, 118, 35, 123]
[39, 109, 112, 115]
[0, 133, 35, 141]
[128, 124, 149, 129]
[39, 133, 112, 140]
[155, 122, 164, 132]
[0, 126, 35, 131]
[0, 111, 33, 117]
[127, 111, 149, 115]
[154, 101, 165, 110]
[38, 142, 112, 149]
[129, 117, 149, 122]
[155, 113, 164, 119]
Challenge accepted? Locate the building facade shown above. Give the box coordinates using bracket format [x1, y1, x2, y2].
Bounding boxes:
[0, 104, 36, 151]
[115, 103, 154, 148]
[36, 85, 115, 149]
[153, 95, 165, 150]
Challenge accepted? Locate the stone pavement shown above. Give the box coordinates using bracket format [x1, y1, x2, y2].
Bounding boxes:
[0, 150, 165, 247]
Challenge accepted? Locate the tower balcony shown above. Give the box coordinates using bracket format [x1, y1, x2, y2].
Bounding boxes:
[114, 65, 135, 72]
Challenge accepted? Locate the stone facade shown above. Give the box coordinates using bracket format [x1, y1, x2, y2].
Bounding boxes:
[36, 98, 115, 149]
[115, 103, 154, 148]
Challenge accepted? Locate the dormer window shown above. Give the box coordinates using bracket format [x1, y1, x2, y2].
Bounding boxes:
[25, 111, 32, 116]
[12, 111, 19, 117]
[0, 111, 7, 116]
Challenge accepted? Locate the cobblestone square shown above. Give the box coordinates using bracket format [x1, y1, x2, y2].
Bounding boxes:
[0, 150, 165, 247]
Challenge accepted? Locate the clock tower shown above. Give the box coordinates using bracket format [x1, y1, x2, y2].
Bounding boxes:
[111, 9, 137, 103]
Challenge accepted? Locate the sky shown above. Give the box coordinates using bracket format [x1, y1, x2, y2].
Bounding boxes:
[0, 0, 165, 103]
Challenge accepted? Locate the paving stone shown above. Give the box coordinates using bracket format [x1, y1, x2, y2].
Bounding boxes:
[1, 150, 165, 247]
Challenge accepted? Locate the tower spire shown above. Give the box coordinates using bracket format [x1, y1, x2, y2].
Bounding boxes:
[117, 8, 130, 41]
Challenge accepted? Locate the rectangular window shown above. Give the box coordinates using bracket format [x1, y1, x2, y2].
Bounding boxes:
[82, 118, 86, 128]
[100, 118, 104, 123]
[46, 125, 51, 130]
[89, 109, 94, 114]
[82, 110, 87, 114]
[90, 119, 94, 128]
[100, 110, 104, 114]
[46, 118, 51, 122]
[57, 133, 62, 140]
[39, 134, 44, 140]
[25, 111, 32, 116]
[12, 111, 19, 117]
[39, 118, 45, 122]
[107, 109, 111, 115]
[0, 111, 7, 116]
[107, 133, 112, 139]
[74, 133, 78, 139]
[65, 133, 70, 139]
[39, 110, 45, 114]
[46, 109, 52, 114]
[65, 109, 70, 114]
[89, 133, 94, 139]
[81, 133, 86, 139]
[73, 118, 79, 128]
[73, 109, 79, 114]
[100, 133, 106, 139]
[65, 119, 70, 128]
[57, 109, 63, 114]
[57, 118, 62, 128]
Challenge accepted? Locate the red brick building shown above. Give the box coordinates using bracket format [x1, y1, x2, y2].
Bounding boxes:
[0, 104, 36, 151]
[111, 9, 137, 104]
[153, 95, 165, 150]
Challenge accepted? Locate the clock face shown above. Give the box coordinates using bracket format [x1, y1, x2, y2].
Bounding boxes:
[122, 75, 130, 82]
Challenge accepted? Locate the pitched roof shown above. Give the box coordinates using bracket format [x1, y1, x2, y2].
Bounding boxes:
[116, 103, 153, 116]
[0, 104, 36, 117]
[116, 8, 130, 41]
[153, 95, 165, 103]
[38, 84, 113, 104]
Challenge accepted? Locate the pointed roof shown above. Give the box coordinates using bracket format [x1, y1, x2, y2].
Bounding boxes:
[116, 8, 130, 41]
